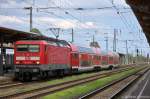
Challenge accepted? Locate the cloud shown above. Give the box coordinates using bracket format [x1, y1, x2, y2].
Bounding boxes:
[0, 15, 25, 24]
[55, 20, 76, 29]
[0, 15, 98, 29]
[34, 16, 97, 29]
[0, 0, 33, 8]
[83, 22, 97, 29]
[0, 0, 9, 4]
[114, 0, 129, 7]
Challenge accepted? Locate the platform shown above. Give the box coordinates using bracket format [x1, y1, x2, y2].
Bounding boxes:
[121, 69, 150, 99]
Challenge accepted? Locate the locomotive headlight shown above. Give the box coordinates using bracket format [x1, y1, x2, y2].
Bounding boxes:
[16, 61, 20, 64]
[36, 61, 40, 64]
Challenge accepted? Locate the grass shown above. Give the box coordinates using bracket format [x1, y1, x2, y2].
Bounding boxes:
[0, 69, 116, 96]
[43, 66, 146, 99]
[46, 71, 107, 85]
[0, 66, 137, 96]
[45, 67, 135, 86]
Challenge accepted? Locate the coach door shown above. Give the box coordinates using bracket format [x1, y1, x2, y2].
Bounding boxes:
[71, 53, 79, 68]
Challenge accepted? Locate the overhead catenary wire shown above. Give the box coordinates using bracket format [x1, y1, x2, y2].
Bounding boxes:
[0, 0, 132, 30]
[47, 1, 83, 23]
[107, 0, 142, 43]
[109, 1, 131, 32]
[0, 1, 140, 35]
[38, 1, 85, 29]
[0, 6, 131, 11]
[0, 0, 149, 52]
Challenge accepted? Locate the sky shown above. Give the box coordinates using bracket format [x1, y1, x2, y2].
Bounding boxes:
[0, 0, 150, 56]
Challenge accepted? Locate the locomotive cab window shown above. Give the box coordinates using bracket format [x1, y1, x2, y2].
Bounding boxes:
[16, 44, 39, 52]
[17, 45, 28, 52]
[29, 45, 39, 52]
[58, 42, 65, 47]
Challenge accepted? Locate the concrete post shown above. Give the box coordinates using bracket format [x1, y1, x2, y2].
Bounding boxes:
[0, 34, 4, 76]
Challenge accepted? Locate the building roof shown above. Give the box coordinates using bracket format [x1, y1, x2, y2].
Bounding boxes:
[0, 27, 61, 43]
[0, 27, 42, 43]
[126, 0, 150, 44]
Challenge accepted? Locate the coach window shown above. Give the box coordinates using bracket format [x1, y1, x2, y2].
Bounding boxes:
[109, 57, 113, 61]
[94, 55, 97, 60]
[97, 56, 100, 60]
[99, 56, 101, 60]
[73, 53, 78, 59]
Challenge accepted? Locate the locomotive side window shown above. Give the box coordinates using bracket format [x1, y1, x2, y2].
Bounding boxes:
[17, 45, 28, 52]
[28, 45, 39, 52]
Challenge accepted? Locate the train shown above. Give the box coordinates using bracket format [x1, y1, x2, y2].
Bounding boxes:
[14, 39, 120, 81]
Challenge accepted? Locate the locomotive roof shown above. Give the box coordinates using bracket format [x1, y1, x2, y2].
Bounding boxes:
[15, 40, 48, 44]
[16, 39, 70, 48]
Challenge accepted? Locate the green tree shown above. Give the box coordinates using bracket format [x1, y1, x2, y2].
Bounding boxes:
[90, 41, 100, 48]
[31, 28, 41, 34]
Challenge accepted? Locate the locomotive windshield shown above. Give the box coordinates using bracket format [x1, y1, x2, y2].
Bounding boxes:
[17, 44, 39, 52]
[28, 45, 39, 52]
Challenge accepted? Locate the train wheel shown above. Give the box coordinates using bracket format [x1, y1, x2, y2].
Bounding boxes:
[57, 69, 64, 77]
[40, 72, 44, 79]
[71, 69, 78, 74]
[23, 72, 32, 81]
[40, 71, 48, 79]
[109, 65, 113, 70]
[14, 73, 19, 81]
[18, 73, 23, 81]
[43, 71, 48, 79]
[60, 69, 64, 77]
[46, 71, 49, 78]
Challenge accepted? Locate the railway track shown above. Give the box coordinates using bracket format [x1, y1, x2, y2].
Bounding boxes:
[0, 81, 12, 86]
[0, 66, 135, 99]
[0, 82, 24, 89]
[79, 67, 149, 99]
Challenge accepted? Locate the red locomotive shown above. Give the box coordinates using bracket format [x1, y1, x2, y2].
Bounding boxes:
[14, 39, 119, 81]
